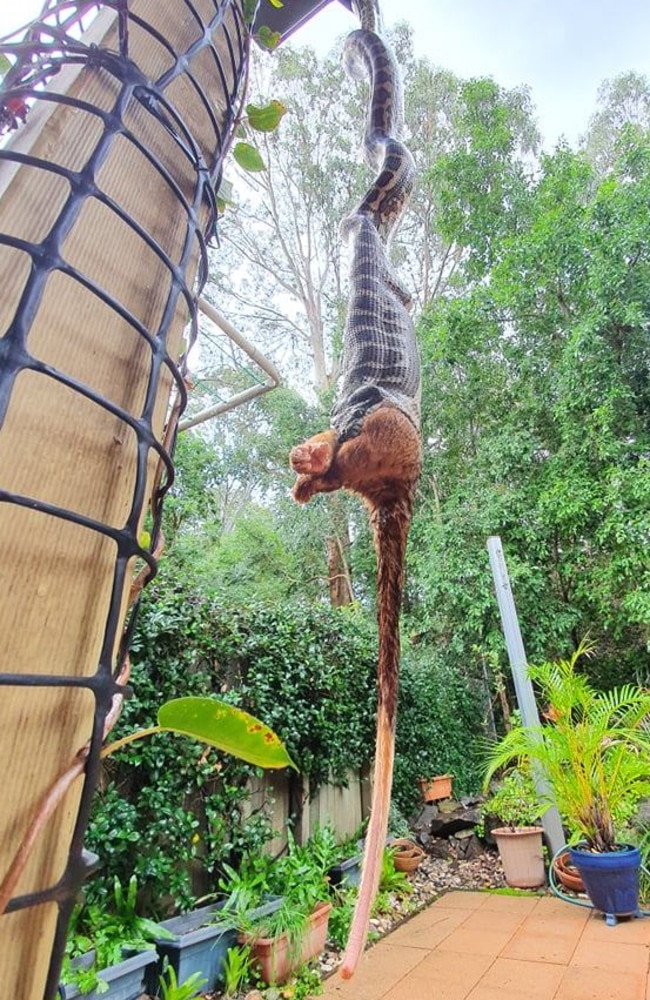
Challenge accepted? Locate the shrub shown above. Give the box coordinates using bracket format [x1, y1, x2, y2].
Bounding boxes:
[393, 647, 484, 816]
[85, 588, 377, 913]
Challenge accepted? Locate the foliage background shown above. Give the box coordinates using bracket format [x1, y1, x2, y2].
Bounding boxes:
[86, 28, 650, 917]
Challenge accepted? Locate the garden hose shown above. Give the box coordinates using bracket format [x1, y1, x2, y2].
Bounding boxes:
[548, 846, 594, 910]
[548, 845, 650, 917]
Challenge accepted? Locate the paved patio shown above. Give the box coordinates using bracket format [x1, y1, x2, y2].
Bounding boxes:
[322, 890, 650, 1000]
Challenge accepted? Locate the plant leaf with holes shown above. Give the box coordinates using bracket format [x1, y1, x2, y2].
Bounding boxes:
[233, 141, 266, 172]
[158, 697, 296, 769]
[246, 100, 287, 133]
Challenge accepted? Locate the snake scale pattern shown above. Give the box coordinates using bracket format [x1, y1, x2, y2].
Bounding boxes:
[331, 0, 421, 444]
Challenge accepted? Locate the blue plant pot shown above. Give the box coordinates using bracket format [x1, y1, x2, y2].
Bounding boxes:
[59, 948, 157, 1000]
[327, 855, 362, 889]
[144, 896, 283, 996]
[569, 843, 641, 925]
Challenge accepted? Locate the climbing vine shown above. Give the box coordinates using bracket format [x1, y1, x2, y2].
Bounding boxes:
[84, 586, 378, 913]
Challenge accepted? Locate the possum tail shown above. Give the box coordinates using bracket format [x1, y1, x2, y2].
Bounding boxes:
[340, 492, 413, 978]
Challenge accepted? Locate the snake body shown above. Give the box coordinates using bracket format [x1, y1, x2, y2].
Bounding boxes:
[288, 5, 421, 977]
[331, 22, 420, 444]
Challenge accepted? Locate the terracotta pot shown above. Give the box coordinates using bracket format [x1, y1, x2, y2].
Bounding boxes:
[241, 901, 332, 985]
[389, 838, 425, 873]
[493, 826, 545, 889]
[419, 774, 453, 802]
[552, 850, 585, 893]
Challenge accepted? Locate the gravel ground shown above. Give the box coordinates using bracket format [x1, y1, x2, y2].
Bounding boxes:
[317, 840, 508, 978]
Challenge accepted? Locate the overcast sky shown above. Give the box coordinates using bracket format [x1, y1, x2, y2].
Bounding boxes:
[2, 0, 649, 148]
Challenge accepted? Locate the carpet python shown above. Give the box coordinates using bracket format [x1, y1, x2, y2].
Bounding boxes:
[331, 0, 421, 443]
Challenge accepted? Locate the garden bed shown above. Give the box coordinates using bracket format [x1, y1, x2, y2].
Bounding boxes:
[201, 840, 509, 999]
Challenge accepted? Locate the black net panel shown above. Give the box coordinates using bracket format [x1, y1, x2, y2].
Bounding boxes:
[0, 2, 249, 996]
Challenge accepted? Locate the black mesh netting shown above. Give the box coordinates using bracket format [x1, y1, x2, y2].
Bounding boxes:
[0, 2, 249, 995]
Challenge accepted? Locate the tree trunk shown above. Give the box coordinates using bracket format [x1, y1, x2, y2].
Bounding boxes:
[327, 498, 354, 606]
[328, 534, 354, 607]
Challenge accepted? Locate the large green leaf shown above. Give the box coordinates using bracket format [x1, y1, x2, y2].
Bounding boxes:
[158, 697, 296, 769]
[233, 141, 266, 172]
[246, 100, 286, 133]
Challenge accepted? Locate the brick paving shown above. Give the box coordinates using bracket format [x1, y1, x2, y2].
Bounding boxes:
[322, 891, 650, 1000]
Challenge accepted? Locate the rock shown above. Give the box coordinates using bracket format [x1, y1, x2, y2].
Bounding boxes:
[438, 798, 461, 815]
[451, 829, 484, 860]
[428, 837, 452, 860]
[429, 803, 481, 838]
[410, 803, 439, 830]
[481, 814, 502, 846]
[417, 829, 431, 848]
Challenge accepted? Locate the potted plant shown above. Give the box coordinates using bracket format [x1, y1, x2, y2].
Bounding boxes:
[418, 774, 453, 803]
[484, 640, 650, 922]
[218, 829, 336, 986]
[481, 768, 547, 888]
[239, 898, 332, 985]
[59, 876, 170, 999]
[144, 894, 284, 996]
[327, 853, 362, 889]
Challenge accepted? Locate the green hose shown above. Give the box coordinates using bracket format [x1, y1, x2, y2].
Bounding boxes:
[548, 845, 593, 909]
[548, 844, 650, 916]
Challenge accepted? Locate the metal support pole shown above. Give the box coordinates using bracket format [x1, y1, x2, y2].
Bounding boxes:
[487, 536, 565, 856]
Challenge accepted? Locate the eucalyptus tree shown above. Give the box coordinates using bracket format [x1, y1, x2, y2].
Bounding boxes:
[210, 41, 365, 393]
[583, 71, 650, 176]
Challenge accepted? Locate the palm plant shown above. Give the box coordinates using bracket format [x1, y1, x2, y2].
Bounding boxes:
[484, 640, 650, 852]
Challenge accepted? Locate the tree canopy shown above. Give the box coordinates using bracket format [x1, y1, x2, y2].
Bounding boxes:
[155, 41, 650, 804]
[186, 35, 650, 693]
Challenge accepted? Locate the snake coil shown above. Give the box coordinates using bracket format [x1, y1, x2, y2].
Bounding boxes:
[331, 2, 420, 448]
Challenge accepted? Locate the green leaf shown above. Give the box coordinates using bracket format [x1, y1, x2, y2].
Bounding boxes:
[268, 0, 284, 8]
[243, 0, 258, 23]
[233, 141, 266, 172]
[0, 54, 11, 79]
[256, 25, 281, 50]
[246, 100, 287, 133]
[157, 697, 297, 769]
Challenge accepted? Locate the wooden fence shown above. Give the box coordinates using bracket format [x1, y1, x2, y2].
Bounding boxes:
[244, 769, 372, 853]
